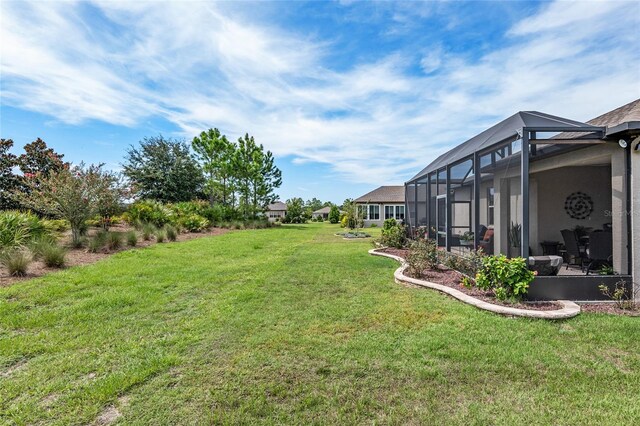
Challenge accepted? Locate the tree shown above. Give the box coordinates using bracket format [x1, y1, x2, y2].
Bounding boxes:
[342, 200, 364, 230]
[329, 205, 340, 224]
[0, 139, 20, 210]
[95, 172, 128, 230]
[123, 135, 204, 203]
[14, 164, 124, 247]
[284, 197, 308, 224]
[306, 198, 323, 212]
[191, 128, 234, 206]
[17, 138, 66, 177]
[233, 134, 282, 219]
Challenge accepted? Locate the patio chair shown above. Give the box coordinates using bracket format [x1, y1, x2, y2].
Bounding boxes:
[560, 229, 587, 271]
[478, 228, 494, 255]
[585, 230, 613, 275]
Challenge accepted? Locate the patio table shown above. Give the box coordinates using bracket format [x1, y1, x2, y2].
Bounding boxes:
[528, 255, 563, 276]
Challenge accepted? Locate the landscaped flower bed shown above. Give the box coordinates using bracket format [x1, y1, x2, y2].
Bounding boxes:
[336, 232, 371, 239]
[376, 247, 563, 311]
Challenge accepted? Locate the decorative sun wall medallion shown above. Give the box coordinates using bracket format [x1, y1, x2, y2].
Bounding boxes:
[564, 192, 593, 220]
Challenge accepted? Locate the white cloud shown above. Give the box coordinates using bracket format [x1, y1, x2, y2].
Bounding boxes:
[1, 0, 639, 187]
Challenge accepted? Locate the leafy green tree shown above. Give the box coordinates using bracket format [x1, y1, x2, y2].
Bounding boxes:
[14, 164, 124, 246]
[17, 138, 66, 177]
[284, 197, 308, 224]
[233, 134, 282, 219]
[191, 128, 234, 206]
[0, 139, 20, 210]
[329, 205, 340, 224]
[306, 198, 323, 212]
[123, 136, 204, 203]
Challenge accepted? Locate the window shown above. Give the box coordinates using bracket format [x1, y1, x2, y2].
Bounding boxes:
[395, 205, 405, 220]
[487, 187, 495, 225]
[368, 205, 380, 220]
[385, 205, 394, 219]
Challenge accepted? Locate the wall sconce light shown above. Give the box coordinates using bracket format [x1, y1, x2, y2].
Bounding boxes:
[618, 139, 628, 148]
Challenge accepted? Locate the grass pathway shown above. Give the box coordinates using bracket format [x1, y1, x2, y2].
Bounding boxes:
[1, 223, 639, 425]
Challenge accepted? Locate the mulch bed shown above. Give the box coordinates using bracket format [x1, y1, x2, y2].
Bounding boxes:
[0, 224, 229, 287]
[377, 247, 562, 311]
[578, 303, 639, 317]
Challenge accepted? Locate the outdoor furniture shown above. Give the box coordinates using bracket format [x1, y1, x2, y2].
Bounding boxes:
[528, 255, 563, 276]
[561, 229, 587, 271]
[478, 228, 494, 255]
[585, 230, 612, 275]
[540, 241, 561, 256]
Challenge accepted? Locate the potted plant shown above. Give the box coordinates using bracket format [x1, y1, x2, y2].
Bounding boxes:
[508, 221, 521, 257]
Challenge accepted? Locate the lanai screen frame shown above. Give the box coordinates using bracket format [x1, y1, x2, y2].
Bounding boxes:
[405, 124, 609, 258]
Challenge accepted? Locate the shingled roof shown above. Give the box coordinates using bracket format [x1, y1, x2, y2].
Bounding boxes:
[354, 186, 405, 203]
[266, 201, 287, 211]
[554, 98, 640, 139]
[313, 206, 332, 214]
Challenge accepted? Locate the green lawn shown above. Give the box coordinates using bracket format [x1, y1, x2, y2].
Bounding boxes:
[1, 223, 639, 425]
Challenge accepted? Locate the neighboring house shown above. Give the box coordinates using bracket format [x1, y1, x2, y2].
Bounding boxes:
[312, 206, 331, 220]
[354, 186, 405, 227]
[266, 201, 287, 222]
[404, 98, 640, 301]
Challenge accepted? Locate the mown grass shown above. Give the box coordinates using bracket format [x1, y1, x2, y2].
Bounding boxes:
[1, 223, 639, 425]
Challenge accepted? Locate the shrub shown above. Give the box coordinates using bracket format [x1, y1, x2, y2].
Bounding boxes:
[379, 219, 407, 249]
[142, 223, 156, 241]
[369, 223, 377, 228]
[178, 214, 209, 232]
[41, 243, 66, 268]
[156, 229, 166, 243]
[106, 232, 123, 250]
[599, 280, 636, 310]
[406, 238, 439, 278]
[475, 255, 534, 302]
[88, 231, 108, 253]
[126, 231, 138, 247]
[166, 225, 178, 241]
[1, 250, 31, 276]
[127, 200, 172, 227]
[439, 249, 484, 278]
[14, 163, 124, 247]
[0, 210, 50, 250]
[44, 219, 70, 233]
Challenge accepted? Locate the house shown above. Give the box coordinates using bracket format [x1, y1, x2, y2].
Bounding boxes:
[405, 98, 640, 301]
[312, 206, 331, 220]
[266, 201, 287, 222]
[354, 186, 405, 227]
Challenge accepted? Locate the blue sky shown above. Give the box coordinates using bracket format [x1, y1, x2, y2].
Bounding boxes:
[1, 0, 639, 204]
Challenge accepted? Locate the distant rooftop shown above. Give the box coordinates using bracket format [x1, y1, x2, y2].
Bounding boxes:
[354, 186, 405, 203]
[313, 206, 332, 214]
[266, 201, 287, 211]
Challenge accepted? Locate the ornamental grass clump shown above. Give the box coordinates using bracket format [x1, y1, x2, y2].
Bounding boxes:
[106, 232, 123, 250]
[141, 223, 156, 241]
[165, 225, 178, 242]
[41, 243, 66, 268]
[126, 231, 138, 247]
[1, 250, 31, 276]
[156, 229, 166, 243]
[475, 254, 534, 302]
[88, 231, 108, 253]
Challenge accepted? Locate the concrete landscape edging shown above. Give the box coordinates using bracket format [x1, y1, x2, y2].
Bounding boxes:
[369, 249, 581, 319]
